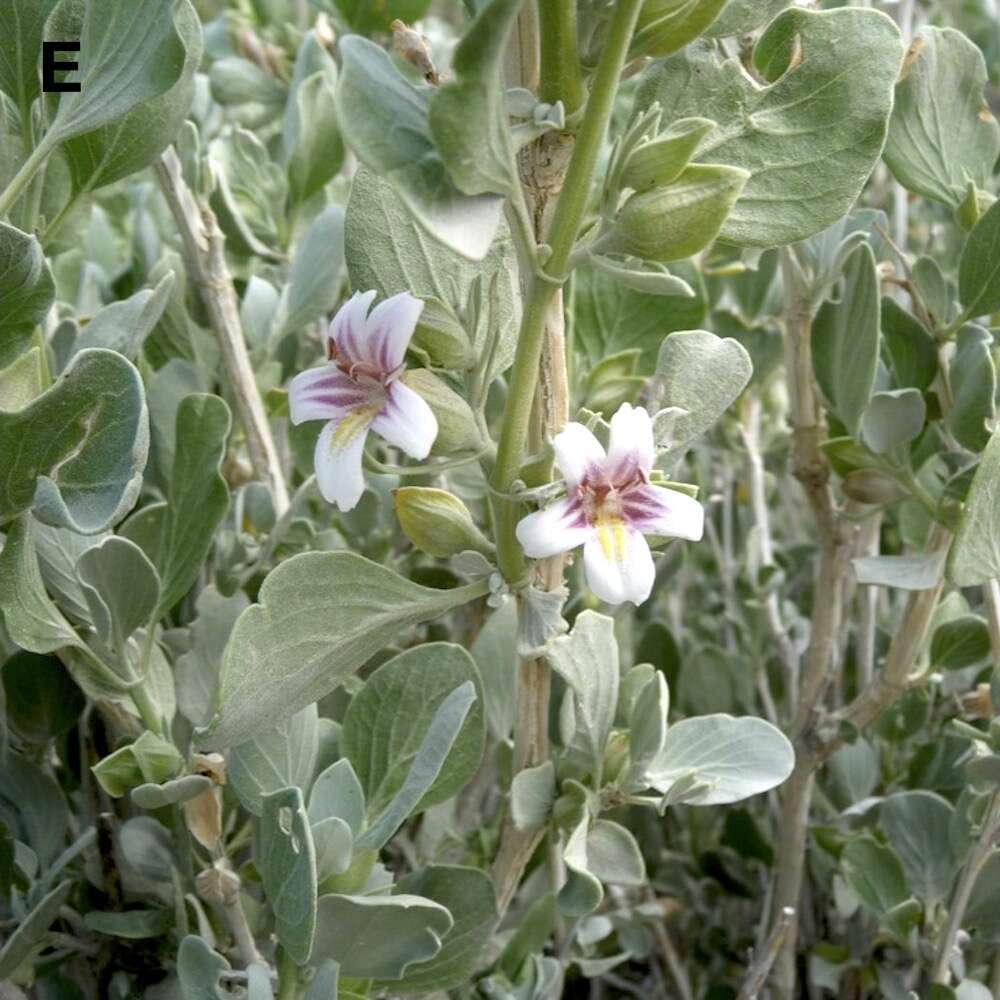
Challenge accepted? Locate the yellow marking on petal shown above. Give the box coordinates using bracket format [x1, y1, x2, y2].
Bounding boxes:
[595, 509, 627, 564]
[331, 404, 380, 451]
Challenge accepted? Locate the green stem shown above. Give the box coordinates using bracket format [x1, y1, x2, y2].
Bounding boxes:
[538, 0, 585, 115]
[129, 623, 165, 737]
[277, 947, 299, 1000]
[0, 137, 55, 220]
[490, 0, 644, 582]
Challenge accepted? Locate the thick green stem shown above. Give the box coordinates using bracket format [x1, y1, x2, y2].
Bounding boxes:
[0, 137, 54, 220]
[538, 0, 585, 115]
[490, 0, 644, 582]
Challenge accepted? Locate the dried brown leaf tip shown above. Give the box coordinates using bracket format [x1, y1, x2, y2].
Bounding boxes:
[979, 102, 996, 124]
[392, 19, 439, 85]
[899, 35, 925, 81]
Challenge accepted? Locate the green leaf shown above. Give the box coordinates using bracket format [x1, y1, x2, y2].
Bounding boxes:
[0, 515, 87, 658]
[634, 8, 903, 247]
[284, 71, 343, 207]
[652, 329, 752, 457]
[511, 761, 555, 833]
[427, 0, 520, 196]
[386, 866, 499, 993]
[76, 536, 160, 654]
[585, 820, 646, 886]
[72, 273, 174, 360]
[175, 586, 249, 728]
[879, 791, 957, 905]
[948, 325, 996, 452]
[959, 198, 1000, 319]
[547, 611, 620, 779]
[884, 28, 1000, 208]
[0, 347, 44, 410]
[0, 0, 60, 114]
[646, 714, 794, 804]
[853, 551, 946, 591]
[309, 759, 366, 835]
[471, 599, 517, 742]
[304, 960, 339, 1000]
[328, 0, 431, 33]
[0, 752, 69, 865]
[93, 731, 183, 797]
[628, 672, 669, 788]
[0, 880, 71, 979]
[0, 221, 55, 368]
[45, 0, 186, 145]
[968, 853, 1000, 940]
[631, 0, 728, 59]
[841, 835, 908, 918]
[231, 705, 319, 817]
[950, 431, 1000, 585]
[336, 35, 502, 260]
[811, 243, 880, 439]
[85, 908, 173, 939]
[0, 348, 148, 534]
[177, 935, 230, 1000]
[881, 297, 937, 392]
[356, 680, 478, 851]
[861, 390, 925, 456]
[559, 817, 604, 917]
[706, 0, 790, 38]
[930, 616, 991, 670]
[826, 739, 878, 810]
[259, 786, 318, 965]
[204, 552, 486, 749]
[311, 893, 453, 979]
[573, 260, 706, 373]
[150, 394, 231, 616]
[276, 205, 345, 338]
[61, 0, 202, 194]
[342, 643, 485, 819]
[345, 164, 521, 382]
[2, 651, 84, 743]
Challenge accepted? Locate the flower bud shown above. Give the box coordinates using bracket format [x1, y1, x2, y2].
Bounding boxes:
[841, 468, 908, 505]
[621, 117, 715, 192]
[598, 164, 749, 263]
[195, 861, 240, 906]
[956, 183, 997, 231]
[410, 297, 476, 371]
[400, 368, 486, 454]
[394, 487, 494, 558]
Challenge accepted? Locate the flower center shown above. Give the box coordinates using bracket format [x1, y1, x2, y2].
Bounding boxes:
[330, 400, 383, 450]
[580, 479, 628, 562]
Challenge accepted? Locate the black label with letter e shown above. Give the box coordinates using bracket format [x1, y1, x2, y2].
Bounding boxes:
[42, 41, 81, 93]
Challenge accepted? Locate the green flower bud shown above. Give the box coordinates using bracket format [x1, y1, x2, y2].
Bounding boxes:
[393, 487, 495, 558]
[410, 297, 476, 371]
[621, 117, 715, 192]
[841, 468, 908, 506]
[92, 731, 184, 798]
[956, 183, 997, 231]
[598, 164, 749, 263]
[632, 0, 727, 59]
[400, 368, 486, 454]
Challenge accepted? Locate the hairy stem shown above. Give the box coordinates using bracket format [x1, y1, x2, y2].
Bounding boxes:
[0, 136, 53, 219]
[490, 0, 644, 582]
[154, 149, 290, 515]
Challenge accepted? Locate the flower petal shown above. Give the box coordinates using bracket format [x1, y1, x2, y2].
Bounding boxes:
[288, 365, 372, 425]
[314, 412, 373, 511]
[583, 523, 655, 606]
[365, 291, 424, 373]
[620, 484, 704, 540]
[371, 380, 438, 460]
[516, 496, 592, 559]
[328, 290, 377, 367]
[607, 402, 655, 483]
[553, 422, 606, 489]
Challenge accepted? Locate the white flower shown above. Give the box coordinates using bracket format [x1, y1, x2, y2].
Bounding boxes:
[288, 290, 438, 511]
[516, 403, 704, 606]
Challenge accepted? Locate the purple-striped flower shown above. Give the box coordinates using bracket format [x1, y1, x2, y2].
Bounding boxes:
[288, 290, 438, 510]
[516, 403, 703, 606]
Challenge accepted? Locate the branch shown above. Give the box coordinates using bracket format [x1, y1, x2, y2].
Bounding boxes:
[738, 907, 795, 1000]
[154, 149, 289, 516]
